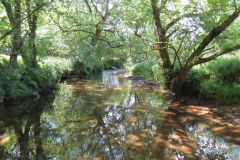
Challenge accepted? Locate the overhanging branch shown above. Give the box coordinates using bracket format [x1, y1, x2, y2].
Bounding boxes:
[187, 8, 240, 64]
[165, 13, 196, 31]
[100, 37, 124, 48]
[195, 44, 240, 65]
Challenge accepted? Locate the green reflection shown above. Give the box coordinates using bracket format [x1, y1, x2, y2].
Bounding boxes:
[0, 94, 55, 160]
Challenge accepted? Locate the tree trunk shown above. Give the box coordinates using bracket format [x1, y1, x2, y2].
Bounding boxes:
[1, 0, 23, 68]
[11, 24, 23, 68]
[171, 66, 192, 96]
[151, 0, 172, 69]
[9, 54, 18, 68]
[23, 0, 39, 67]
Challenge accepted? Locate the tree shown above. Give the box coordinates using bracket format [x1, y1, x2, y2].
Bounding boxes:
[50, 0, 126, 59]
[148, 0, 240, 95]
[0, 0, 23, 68]
[23, 0, 41, 67]
[0, 0, 53, 67]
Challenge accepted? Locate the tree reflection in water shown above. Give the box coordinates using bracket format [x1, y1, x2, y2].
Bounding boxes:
[0, 94, 55, 160]
[1, 71, 240, 159]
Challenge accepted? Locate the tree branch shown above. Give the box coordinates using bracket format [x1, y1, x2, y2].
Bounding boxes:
[0, 0, 54, 40]
[159, 0, 168, 12]
[186, 8, 240, 65]
[0, 0, 14, 25]
[90, 0, 103, 17]
[171, 33, 188, 69]
[50, 16, 94, 35]
[100, 37, 124, 48]
[169, 44, 182, 69]
[83, 0, 92, 14]
[195, 44, 240, 65]
[165, 13, 196, 31]
[166, 29, 177, 39]
[134, 30, 152, 43]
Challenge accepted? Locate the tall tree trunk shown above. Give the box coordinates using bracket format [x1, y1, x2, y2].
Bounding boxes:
[150, 0, 174, 89]
[24, 0, 39, 67]
[1, 0, 23, 68]
[171, 66, 193, 96]
[11, 22, 23, 68]
[151, 0, 172, 70]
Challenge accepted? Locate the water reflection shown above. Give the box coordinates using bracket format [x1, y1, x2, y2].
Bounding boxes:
[1, 71, 240, 159]
[0, 94, 55, 160]
[102, 70, 122, 88]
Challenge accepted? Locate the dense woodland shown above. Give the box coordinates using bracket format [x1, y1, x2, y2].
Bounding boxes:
[0, 0, 240, 103]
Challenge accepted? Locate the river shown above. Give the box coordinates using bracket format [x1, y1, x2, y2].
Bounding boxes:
[0, 70, 240, 160]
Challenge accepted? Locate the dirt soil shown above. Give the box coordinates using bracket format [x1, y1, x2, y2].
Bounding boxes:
[119, 72, 240, 124]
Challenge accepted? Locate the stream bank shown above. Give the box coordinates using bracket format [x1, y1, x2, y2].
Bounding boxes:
[119, 71, 240, 125]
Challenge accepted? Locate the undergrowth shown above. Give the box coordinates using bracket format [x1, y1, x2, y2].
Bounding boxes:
[186, 57, 240, 103]
[0, 55, 125, 99]
[127, 56, 240, 104]
[0, 56, 74, 99]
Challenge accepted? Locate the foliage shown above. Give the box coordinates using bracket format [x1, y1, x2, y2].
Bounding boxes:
[197, 57, 240, 103]
[102, 59, 125, 70]
[200, 80, 240, 103]
[1, 0, 240, 100]
[182, 57, 240, 103]
[183, 68, 210, 96]
[41, 57, 74, 85]
[141, 0, 240, 94]
[205, 57, 240, 84]
[80, 57, 125, 75]
[130, 61, 155, 80]
[79, 55, 104, 75]
[0, 56, 76, 98]
[0, 61, 30, 98]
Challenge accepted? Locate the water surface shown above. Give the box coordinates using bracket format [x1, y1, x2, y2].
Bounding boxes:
[1, 70, 240, 160]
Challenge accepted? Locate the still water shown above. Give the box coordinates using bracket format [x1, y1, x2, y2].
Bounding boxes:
[1, 70, 240, 160]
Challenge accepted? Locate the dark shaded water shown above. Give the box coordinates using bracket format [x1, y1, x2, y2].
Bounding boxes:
[1, 70, 240, 160]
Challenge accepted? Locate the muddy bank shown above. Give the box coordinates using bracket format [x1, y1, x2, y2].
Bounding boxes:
[119, 73, 174, 96]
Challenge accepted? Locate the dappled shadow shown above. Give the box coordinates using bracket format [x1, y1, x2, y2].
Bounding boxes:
[161, 102, 240, 159]
[169, 102, 240, 144]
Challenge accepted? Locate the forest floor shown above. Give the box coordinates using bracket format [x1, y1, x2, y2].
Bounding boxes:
[119, 72, 240, 124]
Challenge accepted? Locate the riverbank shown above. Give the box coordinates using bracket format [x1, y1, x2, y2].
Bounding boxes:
[119, 71, 240, 125]
[119, 72, 174, 96]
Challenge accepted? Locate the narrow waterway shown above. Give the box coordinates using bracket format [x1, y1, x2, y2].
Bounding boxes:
[0, 70, 240, 160]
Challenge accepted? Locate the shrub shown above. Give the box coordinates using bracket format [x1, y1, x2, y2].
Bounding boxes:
[41, 57, 74, 86]
[81, 56, 104, 75]
[20, 65, 44, 89]
[0, 56, 76, 99]
[206, 57, 240, 84]
[130, 61, 155, 80]
[200, 80, 240, 103]
[183, 68, 210, 96]
[196, 57, 240, 103]
[0, 66, 30, 98]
